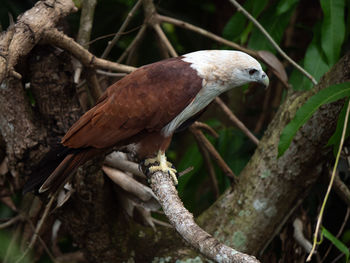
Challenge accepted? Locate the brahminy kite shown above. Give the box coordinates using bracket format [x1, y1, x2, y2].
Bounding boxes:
[23, 50, 269, 193]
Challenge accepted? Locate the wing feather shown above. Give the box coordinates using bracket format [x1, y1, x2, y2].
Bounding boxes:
[62, 57, 203, 149]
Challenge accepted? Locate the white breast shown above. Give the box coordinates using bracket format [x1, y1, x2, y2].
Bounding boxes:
[161, 50, 254, 137]
[161, 81, 223, 137]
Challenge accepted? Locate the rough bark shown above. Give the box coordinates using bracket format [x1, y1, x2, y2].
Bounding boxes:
[0, 0, 77, 83]
[197, 53, 350, 255]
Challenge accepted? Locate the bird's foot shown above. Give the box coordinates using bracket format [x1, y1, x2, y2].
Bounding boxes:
[144, 152, 178, 185]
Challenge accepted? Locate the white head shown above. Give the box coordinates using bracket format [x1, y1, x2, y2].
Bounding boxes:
[182, 50, 269, 90]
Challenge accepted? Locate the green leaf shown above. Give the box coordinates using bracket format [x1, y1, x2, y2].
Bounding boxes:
[289, 21, 331, 90]
[320, 0, 346, 66]
[222, 12, 247, 42]
[222, 0, 268, 43]
[322, 226, 350, 262]
[327, 98, 350, 154]
[177, 143, 203, 194]
[276, 0, 299, 15]
[278, 82, 350, 157]
[247, 4, 296, 52]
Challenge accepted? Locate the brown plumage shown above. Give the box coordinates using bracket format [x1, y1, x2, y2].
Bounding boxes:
[24, 50, 269, 193]
[62, 57, 202, 152]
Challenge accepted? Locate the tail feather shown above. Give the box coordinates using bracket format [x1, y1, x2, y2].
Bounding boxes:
[23, 145, 99, 194]
[38, 150, 96, 193]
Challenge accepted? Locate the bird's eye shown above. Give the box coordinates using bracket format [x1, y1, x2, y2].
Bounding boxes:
[249, 69, 258, 75]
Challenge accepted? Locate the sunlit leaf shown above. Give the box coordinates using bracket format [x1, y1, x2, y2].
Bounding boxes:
[322, 226, 350, 262]
[320, 0, 346, 66]
[276, 0, 299, 15]
[278, 82, 350, 157]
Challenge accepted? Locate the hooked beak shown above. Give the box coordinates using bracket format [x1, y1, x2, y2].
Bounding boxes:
[259, 73, 269, 88]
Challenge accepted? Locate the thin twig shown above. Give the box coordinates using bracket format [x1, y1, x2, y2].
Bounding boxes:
[190, 126, 236, 181]
[307, 99, 350, 261]
[153, 23, 178, 57]
[42, 28, 136, 73]
[321, 207, 350, 263]
[24, 215, 58, 263]
[73, 0, 97, 83]
[117, 24, 147, 63]
[192, 121, 219, 138]
[86, 69, 102, 101]
[157, 14, 254, 56]
[229, 0, 317, 85]
[96, 69, 127, 77]
[293, 218, 312, 253]
[102, 166, 157, 202]
[15, 195, 56, 263]
[195, 137, 220, 199]
[333, 172, 350, 207]
[101, 0, 143, 58]
[215, 97, 259, 145]
[104, 151, 145, 178]
[0, 214, 22, 229]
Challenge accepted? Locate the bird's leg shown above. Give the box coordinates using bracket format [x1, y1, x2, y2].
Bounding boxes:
[144, 151, 178, 185]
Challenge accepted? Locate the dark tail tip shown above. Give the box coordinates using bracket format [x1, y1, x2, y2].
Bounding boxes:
[23, 144, 75, 194]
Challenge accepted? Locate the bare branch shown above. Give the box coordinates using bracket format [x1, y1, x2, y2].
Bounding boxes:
[153, 23, 178, 57]
[15, 195, 56, 263]
[42, 28, 136, 73]
[104, 151, 145, 178]
[228, 0, 317, 85]
[196, 141, 220, 199]
[117, 24, 147, 63]
[190, 126, 236, 181]
[74, 0, 98, 91]
[148, 170, 260, 263]
[102, 166, 156, 202]
[0, 214, 22, 229]
[215, 97, 259, 145]
[96, 69, 127, 77]
[293, 218, 312, 253]
[333, 172, 350, 207]
[192, 121, 219, 139]
[0, 0, 77, 83]
[86, 69, 102, 100]
[157, 14, 255, 56]
[101, 0, 143, 58]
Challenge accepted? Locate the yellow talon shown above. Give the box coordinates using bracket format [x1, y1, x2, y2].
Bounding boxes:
[145, 151, 178, 185]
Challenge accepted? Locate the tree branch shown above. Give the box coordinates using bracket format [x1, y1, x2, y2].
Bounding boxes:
[198, 53, 350, 255]
[0, 0, 77, 83]
[157, 14, 254, 56]
[190, 126, 236, 181]
[101, 0, 143, 59]
[148, 170, 260, 263]
[42, 28, 136, 73]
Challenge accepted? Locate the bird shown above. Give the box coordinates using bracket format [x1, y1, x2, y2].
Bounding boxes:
[23, 50, 269, 194]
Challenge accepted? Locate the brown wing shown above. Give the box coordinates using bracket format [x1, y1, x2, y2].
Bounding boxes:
[62, 57, 203, 149]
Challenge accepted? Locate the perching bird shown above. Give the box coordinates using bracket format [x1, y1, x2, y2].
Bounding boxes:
[23, 50, 269, 194]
